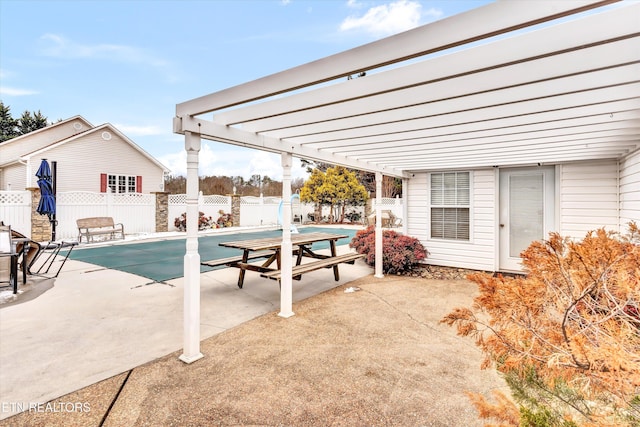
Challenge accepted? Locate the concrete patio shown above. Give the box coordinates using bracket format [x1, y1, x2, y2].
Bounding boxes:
[0, 234, 373, 422]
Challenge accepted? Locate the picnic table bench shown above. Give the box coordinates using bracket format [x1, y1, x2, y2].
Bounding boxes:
[202, 232, 363, 288]
[76, 217, 124, 243]
[261, 252, 364, 282]
[201, 250, 276, 269]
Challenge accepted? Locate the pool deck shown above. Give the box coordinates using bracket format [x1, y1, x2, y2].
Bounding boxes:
[0, 226, 372, 421]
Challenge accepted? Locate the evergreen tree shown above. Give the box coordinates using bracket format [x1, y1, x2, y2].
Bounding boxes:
[0, 103, 48, 142]
[18, 110, 48, 135]
[0, 102, 19, 142]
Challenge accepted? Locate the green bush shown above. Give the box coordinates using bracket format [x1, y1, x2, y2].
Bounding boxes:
[349, 225, 428, 274]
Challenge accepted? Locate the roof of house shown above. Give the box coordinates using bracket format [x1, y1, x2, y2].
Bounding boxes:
[0, 115, 93, 149]
[0, 116, 169, 173]
[174, 0, 640, 178]
[22, 123, 170, 173]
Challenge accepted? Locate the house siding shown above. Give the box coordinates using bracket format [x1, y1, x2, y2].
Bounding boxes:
[558, 160, 619, 238]
[1, 163, 27, 190]
[407, 169, 496, 271]
[41, 131, 165, 193]
[620, 149, 640, 232]
[0, 117, 91, 164]
[407, 160, 627, 273]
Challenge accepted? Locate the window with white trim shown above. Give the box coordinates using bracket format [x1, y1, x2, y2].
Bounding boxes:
[430, 172, 470, 240]
[108, 174, 136, 193]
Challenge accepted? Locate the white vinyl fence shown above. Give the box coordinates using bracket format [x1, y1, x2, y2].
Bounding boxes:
[56, 192, 156, 239]
[0, 191, 31, 235]
[1, 189, 403, 240]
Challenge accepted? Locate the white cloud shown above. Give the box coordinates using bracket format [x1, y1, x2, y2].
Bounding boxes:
[340, 0, 433, 36]
[39, 33, 169, 68]
[0, 86, 39, 96]
[158, 143, 307, 181]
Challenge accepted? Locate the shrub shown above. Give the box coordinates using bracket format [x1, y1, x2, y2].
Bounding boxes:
[441, 222, 640, 426]
[349, 225, 428, 274]
[216, 210, 233, 228]
[174, 211, 215, 231]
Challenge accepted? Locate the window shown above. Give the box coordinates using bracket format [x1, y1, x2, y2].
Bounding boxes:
[430, 172, 470, 240]
[101, 174, 141, 193]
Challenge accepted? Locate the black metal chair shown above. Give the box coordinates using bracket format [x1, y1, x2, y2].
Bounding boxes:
[32, 240, 78, 279]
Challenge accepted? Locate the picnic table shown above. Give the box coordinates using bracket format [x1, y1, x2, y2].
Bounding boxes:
[201, 232, 363, 288]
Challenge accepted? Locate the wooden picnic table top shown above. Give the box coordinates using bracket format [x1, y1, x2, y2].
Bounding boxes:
[219, 232, 349, 252]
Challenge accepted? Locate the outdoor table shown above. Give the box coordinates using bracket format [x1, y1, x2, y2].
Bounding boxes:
[216, 232, 348, 288]
[0, 237, 28, 294]
[13, 238, 29, 288]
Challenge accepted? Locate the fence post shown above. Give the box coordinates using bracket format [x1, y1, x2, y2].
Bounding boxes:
[231, 194, 241, 226]
[152, 191, 169, 232]
[28, 187, 51, 242]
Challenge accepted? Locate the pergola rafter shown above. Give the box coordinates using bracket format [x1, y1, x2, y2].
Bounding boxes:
[174, 0, 640, 364]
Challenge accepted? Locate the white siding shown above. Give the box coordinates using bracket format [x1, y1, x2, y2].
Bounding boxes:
[406, 172, 428, 239]
[406, 170, 496, 271]
[0, 117, 90, 164]
[558, 160, 619, 238]
[0, 163, 26, 190]
[28, 130, 165, 193]
[620, 149, 640, 232]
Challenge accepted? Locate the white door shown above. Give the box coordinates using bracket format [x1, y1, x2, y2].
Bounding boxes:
[499, 167, 555, 271]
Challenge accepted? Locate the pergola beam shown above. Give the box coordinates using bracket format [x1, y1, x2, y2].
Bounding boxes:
[215, 8, 637, 129]
[176, 0, 617, 117]
[277, 74, 640, 146]
[172, 116, 407, 178]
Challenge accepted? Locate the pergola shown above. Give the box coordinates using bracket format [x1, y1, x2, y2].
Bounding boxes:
[174, 0, 640, 362]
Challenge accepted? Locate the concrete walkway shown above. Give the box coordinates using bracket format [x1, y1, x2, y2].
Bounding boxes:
[0, 242, 372, 421]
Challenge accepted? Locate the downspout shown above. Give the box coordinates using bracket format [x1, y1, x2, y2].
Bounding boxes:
[19, 158, 30, 188]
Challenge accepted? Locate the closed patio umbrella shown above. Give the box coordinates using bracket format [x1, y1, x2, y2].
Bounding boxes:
[36, 159, 56, 240]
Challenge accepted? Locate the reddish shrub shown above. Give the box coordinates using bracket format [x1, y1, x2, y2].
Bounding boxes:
[350, 225, 428, 274]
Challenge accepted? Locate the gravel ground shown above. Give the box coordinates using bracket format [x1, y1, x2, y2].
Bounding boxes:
[3, 274, 508, 427]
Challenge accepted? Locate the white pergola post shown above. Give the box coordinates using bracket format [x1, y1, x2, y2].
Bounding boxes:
[278, 152, 294, 318]
[179, 131, 204, 364]
[402, 178, 409, 234]
[374, 172, 384, 278]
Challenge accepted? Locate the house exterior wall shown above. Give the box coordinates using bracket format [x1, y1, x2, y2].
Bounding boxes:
[619, 149, 640, 231]
[407, 160, 628, 273]
[406, 169, 497, 271]
[557, 160, 619, 238]
[0, 163, 27, 190]
[0, 117, 91, 164]
[40, 130, 165, 193]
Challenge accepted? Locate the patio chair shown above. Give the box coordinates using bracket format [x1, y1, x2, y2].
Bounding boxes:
[31, 240, 78, 279]
[9, 228, 43, 275]
[0, 224, 19, 293]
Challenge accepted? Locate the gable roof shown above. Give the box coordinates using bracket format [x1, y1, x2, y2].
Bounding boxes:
[174, 0, 640, 178]
[22, 123, 170, 173]
[0, 116, 170, 173]
[0, 115, 93, 147]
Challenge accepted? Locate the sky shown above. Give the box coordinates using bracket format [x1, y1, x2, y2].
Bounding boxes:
[0, 0, 491, 181]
